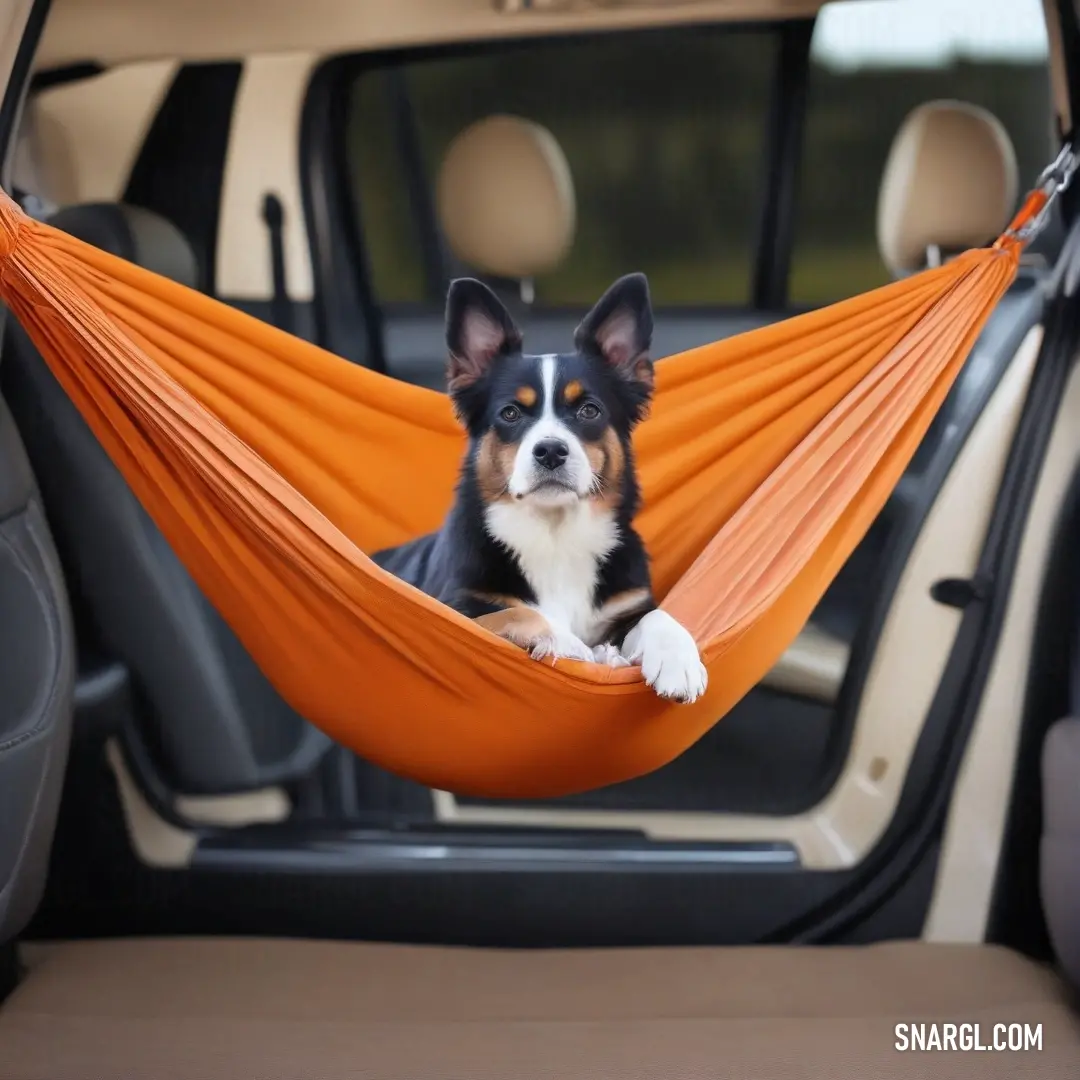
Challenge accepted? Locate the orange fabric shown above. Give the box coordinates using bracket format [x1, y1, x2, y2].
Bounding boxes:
[0, 191, 1028, 797]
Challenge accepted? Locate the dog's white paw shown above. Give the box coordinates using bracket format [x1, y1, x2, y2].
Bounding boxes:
[530, 629, 594, 664]
[592, 642, 631, 668]
[623, 610, 707, 703]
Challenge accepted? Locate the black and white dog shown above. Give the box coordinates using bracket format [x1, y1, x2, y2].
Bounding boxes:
[372, 273, 707, 703]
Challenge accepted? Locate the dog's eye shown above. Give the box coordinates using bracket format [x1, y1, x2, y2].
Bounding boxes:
[499, 405, 522, 423]
[577, 402, 602, 421]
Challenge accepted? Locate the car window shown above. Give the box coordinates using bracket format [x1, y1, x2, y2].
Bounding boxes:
[341, 0, 1051, 315]
[790, 0, 1052, 304]
[344, 27, 776, 309]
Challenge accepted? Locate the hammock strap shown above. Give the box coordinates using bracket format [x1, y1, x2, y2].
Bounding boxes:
[999, 141, 1079, 245]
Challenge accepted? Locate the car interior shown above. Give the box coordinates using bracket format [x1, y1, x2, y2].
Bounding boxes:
[1, 0, 1079, 1075]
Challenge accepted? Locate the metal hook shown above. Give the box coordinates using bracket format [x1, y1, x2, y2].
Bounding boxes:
[1011, 143, 1080, 242]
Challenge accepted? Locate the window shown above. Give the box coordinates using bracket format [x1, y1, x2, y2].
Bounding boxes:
[790, 0, 1051, 304]
[344, 27, 776, 308]
[340, 0, 1052, 314]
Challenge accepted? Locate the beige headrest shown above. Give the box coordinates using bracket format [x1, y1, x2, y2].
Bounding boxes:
[436, 115, 575, 280]
[877, 101, 1019, 275]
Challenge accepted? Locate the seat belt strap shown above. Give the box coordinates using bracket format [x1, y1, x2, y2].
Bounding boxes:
[261, 192, 294, 335]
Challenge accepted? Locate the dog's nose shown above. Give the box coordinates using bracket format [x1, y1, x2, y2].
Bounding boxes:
[532, 438, 569, 471]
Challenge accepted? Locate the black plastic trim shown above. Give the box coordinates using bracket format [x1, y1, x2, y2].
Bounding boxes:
[0, 0, 50, 187]
[299, 57, 386, 370]
[930, 574, 993, 610]
[193, 825, 799, 875]
[70, 660, 132, 745]
[751, 20, 813, 309]
[28, 61, 101, 94]
[116, 717, 207, 829]
[0, 943, 17, 1003]
[261, 192, 294, 332]
[384, 66, 448, 301]
[0, 0, 49, 360]
[1055, 0, 1080, 152]
[73, 660, 128, 713]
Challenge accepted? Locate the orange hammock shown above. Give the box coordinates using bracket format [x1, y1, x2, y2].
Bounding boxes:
[0, 177, 1057, 798]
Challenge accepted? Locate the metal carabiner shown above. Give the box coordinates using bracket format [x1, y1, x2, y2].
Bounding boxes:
[1012, 143, 1080, 241]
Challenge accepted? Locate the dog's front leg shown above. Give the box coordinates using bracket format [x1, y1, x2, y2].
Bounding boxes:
[621, 610, 707, 703]
[473, 607, 593, 664]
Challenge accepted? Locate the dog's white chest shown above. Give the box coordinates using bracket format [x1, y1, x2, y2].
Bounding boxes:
[484, 502, 618, 643]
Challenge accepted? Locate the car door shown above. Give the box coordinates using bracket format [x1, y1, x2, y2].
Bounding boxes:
[18, 0, 1080, 952]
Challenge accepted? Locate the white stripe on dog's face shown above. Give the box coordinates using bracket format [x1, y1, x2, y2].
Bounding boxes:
[507, 355, 594, 504]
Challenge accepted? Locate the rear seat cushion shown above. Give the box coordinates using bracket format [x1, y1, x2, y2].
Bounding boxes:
[1, 938, 1077, 1078]
[47, 203, 200, 289]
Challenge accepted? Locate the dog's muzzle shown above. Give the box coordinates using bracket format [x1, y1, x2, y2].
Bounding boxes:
[510, 428, 592, 502]
[532, 438, 569, 471]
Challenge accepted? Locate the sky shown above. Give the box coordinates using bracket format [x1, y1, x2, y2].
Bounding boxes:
[812, 0, 1050, 69]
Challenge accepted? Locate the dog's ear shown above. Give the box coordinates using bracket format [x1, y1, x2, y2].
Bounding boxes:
[574, 273, 654, 395]
[445, 278, 523, 395]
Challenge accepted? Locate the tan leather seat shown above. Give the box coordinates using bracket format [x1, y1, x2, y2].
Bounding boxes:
[762, 619, 850, 703]
[2, 937, 1078, 1078]
[877, 99, 1019, 275]
[436, 113, 576, 287]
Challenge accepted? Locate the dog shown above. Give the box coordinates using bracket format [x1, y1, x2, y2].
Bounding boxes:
[371, 272, 707, 704]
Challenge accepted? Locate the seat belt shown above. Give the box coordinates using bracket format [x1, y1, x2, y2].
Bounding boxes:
[261, 192, 294, 334]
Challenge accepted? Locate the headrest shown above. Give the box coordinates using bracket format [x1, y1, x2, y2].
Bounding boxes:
[436, 115, 575, 281]
[877, 101, 1019, 276]
[47, 203, 200, 290]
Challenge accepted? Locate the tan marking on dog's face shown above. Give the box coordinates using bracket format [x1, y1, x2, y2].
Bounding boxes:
[474, 430, 517, 503]
[563, 379, 584, 405]
[632, 357, 654, 394]
[584, 439, 606, 477]
[516, 385, 537, 408]
[474, 606, 554, 651]
[582, 427, 626, 511]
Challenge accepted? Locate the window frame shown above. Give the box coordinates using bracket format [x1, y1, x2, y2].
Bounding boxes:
[300, 20, 815, 368]
[302, 8, 1056, 367]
